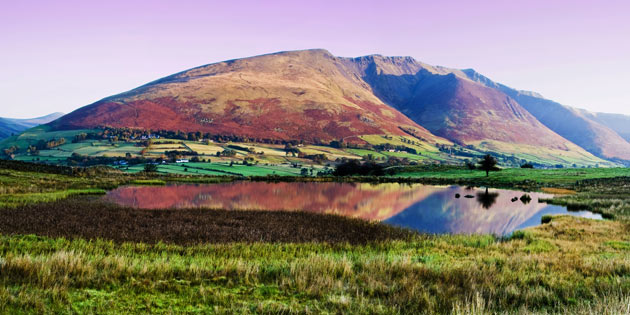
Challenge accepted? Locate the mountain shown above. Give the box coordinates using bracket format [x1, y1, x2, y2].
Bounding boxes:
[0, 112, 64, 139]
[52, 49, 444, 145]
[47, 49, 610, 165]
[589, 112, 630, 143]
[344, 55, 603, 164]
[462, 70, 630, 161]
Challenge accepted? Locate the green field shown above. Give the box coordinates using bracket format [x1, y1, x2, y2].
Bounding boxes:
[390, 166, 630, 188]
[0, 126, 94, 151]
[4, 128, 617, 171]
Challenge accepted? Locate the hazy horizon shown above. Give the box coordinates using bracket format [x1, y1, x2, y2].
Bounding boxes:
[2, 0, 629, 118]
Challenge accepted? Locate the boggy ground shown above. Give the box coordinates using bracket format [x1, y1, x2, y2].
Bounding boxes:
[0, 197, 413, 245]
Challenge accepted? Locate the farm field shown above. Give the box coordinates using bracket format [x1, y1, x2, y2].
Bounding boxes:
[2, 128, 618, 170]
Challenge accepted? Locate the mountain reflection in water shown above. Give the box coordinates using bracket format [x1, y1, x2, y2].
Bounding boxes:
[105, 182, 602, 235]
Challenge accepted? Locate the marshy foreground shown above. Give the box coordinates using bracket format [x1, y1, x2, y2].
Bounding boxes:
[1, 161, 630, 313]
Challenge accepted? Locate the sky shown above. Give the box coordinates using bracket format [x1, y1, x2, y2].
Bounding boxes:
[1, 0, 629, 118]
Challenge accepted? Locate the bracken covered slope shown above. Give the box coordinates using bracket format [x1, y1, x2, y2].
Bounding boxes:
[52, 50, 443, 145]
[49, 49, 611, 164]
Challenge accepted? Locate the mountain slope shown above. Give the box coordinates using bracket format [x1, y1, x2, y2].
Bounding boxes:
[589, 112, 630, 143]
[0, 112, 64, 139]
[47, 49, 609, 165]
[462, 69, 630, 161]
[52, 49, 444, 145]
[344, 55, 603, 164]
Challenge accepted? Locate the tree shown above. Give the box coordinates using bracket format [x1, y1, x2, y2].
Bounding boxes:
[464, 160, 476, 170]
[333, 160, 384, 176]
[144, 163, 158, 173]
[478, 154, 499, 177]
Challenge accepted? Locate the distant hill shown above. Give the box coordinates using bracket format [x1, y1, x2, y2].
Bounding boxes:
[0, 112, 64, 139]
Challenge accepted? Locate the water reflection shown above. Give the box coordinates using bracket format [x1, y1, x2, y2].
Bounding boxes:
[105, 182, 602, 235]
[476, 188, 499, 209]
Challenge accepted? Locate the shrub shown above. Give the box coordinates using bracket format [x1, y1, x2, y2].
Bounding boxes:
[333, 160, 384, 176]
[509, 230, 531, 241]
[143, 163, 158, 173]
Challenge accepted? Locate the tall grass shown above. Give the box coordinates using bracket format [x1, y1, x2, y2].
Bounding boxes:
[0, 189, 106, 207]
[2, 162, 630, 313]
[0, 216, 629, 314]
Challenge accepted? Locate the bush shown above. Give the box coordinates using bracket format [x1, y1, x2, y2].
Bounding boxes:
[143, 164, 158, 173]
[465, 160, 477, 170]
[509, 230, 531, 241]
[333, 160, 384, 176]
[541, 215, 553, 224]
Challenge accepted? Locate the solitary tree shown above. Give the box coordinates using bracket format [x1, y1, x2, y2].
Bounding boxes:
[478, 154, 499, 177]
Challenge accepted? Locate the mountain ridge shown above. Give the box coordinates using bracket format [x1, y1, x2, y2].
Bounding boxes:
[0, 112, 64, 139]
[42, 49, 625, 165]
[461, 69, 630, 161]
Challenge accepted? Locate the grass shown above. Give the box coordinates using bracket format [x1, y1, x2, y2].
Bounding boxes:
[389, 166, 630, 189]
[0, 189, 106, 207]
[0, 215, 628, 313]
[0, 125, 94, 152]
[181, 162, 303, 176]
[470, 139, 616, 168]
[540, 176, 630, 220]
[2, 161, 630, 313]
[0, 160, 235, 204]
[130, 179, 166, 185]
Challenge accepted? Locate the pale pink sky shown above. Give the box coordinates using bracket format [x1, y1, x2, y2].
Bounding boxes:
[1, 0, 629, 118]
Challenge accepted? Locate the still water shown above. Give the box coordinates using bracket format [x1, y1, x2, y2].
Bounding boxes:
[105, 182, 601, 235]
